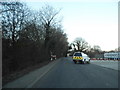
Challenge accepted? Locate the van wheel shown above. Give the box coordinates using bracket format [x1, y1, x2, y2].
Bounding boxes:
[74, 61, 76, 64]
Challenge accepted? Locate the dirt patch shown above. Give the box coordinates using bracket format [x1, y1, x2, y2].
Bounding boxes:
[2, 60, 54, 86]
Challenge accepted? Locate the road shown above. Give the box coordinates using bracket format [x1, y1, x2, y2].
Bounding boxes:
[3, 57, 118, 88]
[31, 57, 118, 88]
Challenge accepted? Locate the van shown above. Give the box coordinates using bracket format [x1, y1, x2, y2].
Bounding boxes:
[73, 52, 90, 64]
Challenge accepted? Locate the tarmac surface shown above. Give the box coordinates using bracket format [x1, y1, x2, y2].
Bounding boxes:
[3, 57, 118, 88]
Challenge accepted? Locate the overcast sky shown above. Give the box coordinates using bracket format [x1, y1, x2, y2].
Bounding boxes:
[23, 0, 118, 51]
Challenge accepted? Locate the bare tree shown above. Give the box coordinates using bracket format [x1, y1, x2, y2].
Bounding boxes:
[92, 45, 102, 54]
[39, 5, 61, 47]
[1, 1, 30, 47]
[2, 2, 69, 82]
[36, 5, 63, 60]
[73, 37, 88, 52]
[71, 43, 77, 51]
[93, 45, 101, 51]
[2, 1, 33, 76]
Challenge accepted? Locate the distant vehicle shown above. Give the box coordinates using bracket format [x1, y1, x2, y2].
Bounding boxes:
[51, 55, 56, 60]
[72, 52, 90, 64]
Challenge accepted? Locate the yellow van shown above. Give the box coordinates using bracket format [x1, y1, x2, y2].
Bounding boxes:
[73, 52, 90, 64]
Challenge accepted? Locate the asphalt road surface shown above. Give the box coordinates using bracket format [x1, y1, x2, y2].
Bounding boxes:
[31, 57, 118, 88]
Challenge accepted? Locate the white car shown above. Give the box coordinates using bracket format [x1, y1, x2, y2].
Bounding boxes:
[73, 52, 90, 64]
[81, 52, 90, 64]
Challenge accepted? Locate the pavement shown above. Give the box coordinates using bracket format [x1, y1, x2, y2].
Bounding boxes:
[3, 58, 61, 88]
[90, 60, 119, 71]
[3, 57, 118, 88]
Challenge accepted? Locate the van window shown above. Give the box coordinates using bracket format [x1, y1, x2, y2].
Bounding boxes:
[74, 53, 82, 56]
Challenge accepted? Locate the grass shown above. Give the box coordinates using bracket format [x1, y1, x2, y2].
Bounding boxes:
[2, 60, 53, 86]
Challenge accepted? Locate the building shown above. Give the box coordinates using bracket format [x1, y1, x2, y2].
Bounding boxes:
[104, 52, 120, 60]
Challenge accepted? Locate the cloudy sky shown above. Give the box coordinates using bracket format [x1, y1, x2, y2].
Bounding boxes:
[23, 0, 118, 51]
